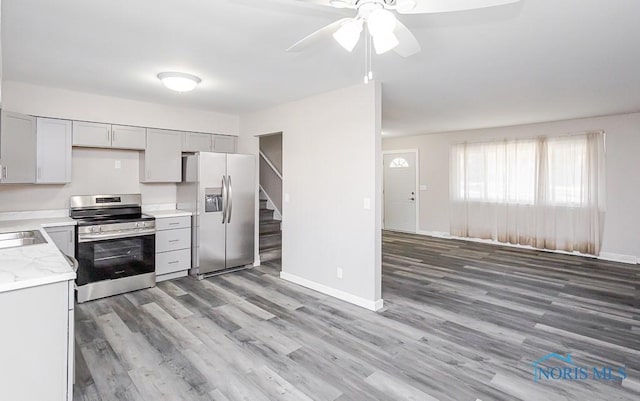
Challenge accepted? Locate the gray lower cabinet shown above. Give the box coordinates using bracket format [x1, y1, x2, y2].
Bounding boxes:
[0, 280, 75, 401]
[0, 110, 37, 183]
[155, 216, 191, 281]
[45, 225, 75, 257]
[140, 129, 182, 182]
[36, 118, 73, 184]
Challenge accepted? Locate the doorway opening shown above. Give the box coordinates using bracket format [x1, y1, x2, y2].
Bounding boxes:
[258, 132, 282, 264]
[382, 149, 419, 233]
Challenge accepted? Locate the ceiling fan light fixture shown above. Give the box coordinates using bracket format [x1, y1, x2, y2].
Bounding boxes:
[157, 72, 201, 92]
[367, 8, 397, 37]
[333, 19, 363, 52]
[395, 0, 417, 12]
[373, 32, 399, 54]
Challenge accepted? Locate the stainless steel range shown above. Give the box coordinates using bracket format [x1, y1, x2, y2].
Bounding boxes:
[70, 194, 156, 303]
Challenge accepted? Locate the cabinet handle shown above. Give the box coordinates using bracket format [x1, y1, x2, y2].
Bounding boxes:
[168, 222, 180, 226]
[168, 261, 180, 265]
[168, 239, 180, 243]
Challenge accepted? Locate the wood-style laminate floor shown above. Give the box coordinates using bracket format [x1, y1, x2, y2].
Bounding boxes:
[74, 231, 640, 401]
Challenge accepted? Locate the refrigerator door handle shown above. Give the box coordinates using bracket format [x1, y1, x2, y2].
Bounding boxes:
[227, 175, 233, 223]
[221, 176, 228, 224]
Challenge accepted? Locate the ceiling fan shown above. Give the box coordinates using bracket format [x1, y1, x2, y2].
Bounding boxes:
[286, 0, 521, 57]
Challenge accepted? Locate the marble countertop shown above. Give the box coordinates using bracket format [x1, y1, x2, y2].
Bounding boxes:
[0, 217, 77, 294]
[145, 209, 192, 218]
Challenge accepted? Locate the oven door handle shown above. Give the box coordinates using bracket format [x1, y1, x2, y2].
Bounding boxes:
[78, 228, 156, 243]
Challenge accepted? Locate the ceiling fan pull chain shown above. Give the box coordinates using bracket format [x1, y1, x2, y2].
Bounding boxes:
[364, 26, 369, 84]
[368, 26, 374, 82]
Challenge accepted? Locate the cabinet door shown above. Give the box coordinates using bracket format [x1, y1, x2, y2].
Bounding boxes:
[72, 121, 110, 148]
[111, 125, 146, 150]
[212, 135, 237, 153]
[143, 129, 182, 182]
[44, 226, 75, 257]
[182, 132, 212, 152]
[0, 281, 69, 401]
[36, 118, 72, 184]
[0, 110, 37, 183]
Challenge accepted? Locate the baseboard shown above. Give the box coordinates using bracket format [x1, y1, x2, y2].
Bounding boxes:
[599, 252, 638, 264]
[415, 230, 639, 265]
[155, 270, 188, 282]
[279, 271, 384, 312]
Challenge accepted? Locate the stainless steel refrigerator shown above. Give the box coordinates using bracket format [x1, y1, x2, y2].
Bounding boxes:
[177, 152, 256, 277]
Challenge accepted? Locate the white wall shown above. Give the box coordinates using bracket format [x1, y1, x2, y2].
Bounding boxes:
[0, 82, 239, 211]
[240, 83, 383, 310]
[383, 112, 640, 262]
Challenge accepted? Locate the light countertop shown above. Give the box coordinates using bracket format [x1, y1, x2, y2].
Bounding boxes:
[0, 217, 76, 294]
[145, 209, 192, 218]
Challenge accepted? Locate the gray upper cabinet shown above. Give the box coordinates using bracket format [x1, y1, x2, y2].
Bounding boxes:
[72, 121, 110, 147]
[182, 132, 212, 152]
[212, 135, 237, 153]
[110, 125, 146, 150]
[73, 121, 146, 150]
[0, 110, 37, 184]
[141, 129, 182, 182]
[36, 118, 72, 184]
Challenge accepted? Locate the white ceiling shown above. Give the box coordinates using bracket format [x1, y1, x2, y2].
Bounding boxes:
[3, 0, 640, 137]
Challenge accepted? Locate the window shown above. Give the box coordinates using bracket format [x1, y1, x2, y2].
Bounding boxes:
[450, 132, 606, 255]
[451, 134, 599, 207]
[453, 140, 536, 204]
[389, 157, 409, 168]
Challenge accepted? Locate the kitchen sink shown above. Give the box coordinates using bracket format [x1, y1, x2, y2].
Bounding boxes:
[0, 230, 48, 249]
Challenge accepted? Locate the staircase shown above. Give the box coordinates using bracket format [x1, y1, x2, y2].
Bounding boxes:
[259, 198, 281, 262]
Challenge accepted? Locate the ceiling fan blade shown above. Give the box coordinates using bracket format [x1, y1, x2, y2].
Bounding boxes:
[393, 19, 421, 57]
[397, 0, 520, 14]
[286, 18, 352, 52]
[294, 0, 356, 8]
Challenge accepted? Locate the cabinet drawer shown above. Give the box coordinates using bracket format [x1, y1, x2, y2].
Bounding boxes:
[156, 248, 191, 275]
[155, 216, 191, 231]
[156, 228, 191, 252]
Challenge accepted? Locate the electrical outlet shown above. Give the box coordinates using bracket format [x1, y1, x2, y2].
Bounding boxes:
[114, 160, 121, 169]
[337, 267, 343, 279]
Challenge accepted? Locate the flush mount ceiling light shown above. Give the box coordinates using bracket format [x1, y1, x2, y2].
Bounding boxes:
[157, 72, 201, 92]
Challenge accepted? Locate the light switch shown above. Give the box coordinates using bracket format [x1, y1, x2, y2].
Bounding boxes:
[284, 193, 290, 203]
[363, 197, 371, 210]
[420, 185, 427, 191]
[115, 160, 121, 169]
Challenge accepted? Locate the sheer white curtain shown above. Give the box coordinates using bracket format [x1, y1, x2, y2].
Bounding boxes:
[450, 132, 606, 255]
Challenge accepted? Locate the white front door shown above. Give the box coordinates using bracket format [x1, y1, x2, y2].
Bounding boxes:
[383, 152, 417, 232]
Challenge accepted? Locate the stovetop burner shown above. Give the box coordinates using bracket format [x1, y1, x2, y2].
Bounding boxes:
[69, 194, 153, 226]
